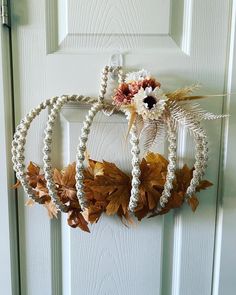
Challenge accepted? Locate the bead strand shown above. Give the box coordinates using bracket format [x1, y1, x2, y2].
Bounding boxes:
[12, 95, 98, 207]
[12, 97, 58, 201]
[42, 95, 98, 212]
[117, 66, 125, 84]
[185, 125, 208, 200]
[75, 102, 103, 210]
[156, 120, 177, 212]
[128, 122, 141, 212]
[75, 66, 111, 210]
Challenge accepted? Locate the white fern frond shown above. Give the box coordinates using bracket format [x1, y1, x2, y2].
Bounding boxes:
[140, 118, 166, 151]
[168, 101, 206, 137]
[181, 103, 228, 120]
[135, 115, 144, 138]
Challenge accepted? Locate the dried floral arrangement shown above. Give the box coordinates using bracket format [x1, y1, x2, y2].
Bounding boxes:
[12, 66, 226, 232]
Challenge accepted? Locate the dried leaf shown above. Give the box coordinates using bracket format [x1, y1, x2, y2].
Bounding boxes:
[16, 152, 213, 230]
[102, 161, 131, 216]
[25, 198, 35, 207]
[196, 180, 213, 191]
[88, 201, 107, 223]
[167, 84, 200, 101]
[26, 162, 44, 188]
[12, 180, 21, 189]
[43, 201, 58, 219]
[67, 209, 90, 232]
[53, 168, 63, 185]
[134, 156, 166, 220]
[62, 163, 76, 187]
[34, 180, 51, 203]
[145, 152, 168, 169]
[188, 196, 199, 212]
[121, 104, 137, 136]
[135, 114, 144, 137]
[54, 163, 77, 203]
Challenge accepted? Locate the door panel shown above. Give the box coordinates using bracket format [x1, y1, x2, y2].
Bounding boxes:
[11, 0, 232, 294]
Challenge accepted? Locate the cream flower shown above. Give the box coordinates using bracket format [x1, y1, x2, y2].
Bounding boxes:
[133, 87, 168, 120]
[125, 69, 150, 83]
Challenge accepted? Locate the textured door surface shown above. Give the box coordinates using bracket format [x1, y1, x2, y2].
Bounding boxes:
[10, 1, 235, 294]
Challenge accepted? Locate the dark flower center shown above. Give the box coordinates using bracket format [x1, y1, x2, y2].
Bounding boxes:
[143, 96, 157, 109]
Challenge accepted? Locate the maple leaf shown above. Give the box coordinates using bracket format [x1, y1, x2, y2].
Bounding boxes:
[102, 161, 131, 216]
[26, 162, 44, 188]
[139, 159, 164, 207]
[175, 164, 192, 192]
[145, 152, 168, 170]
[87, 201, 108, 223]
[84, 160, 106, 203]
[43, 201, 58, 219]
[153, 191, 185, 216]
[15, 153, 214, 230]
[53, 163, 77, 204]
[134, 155, 166, 220]
[67, 209, 90, 232]
[85, 160, 131, 218]
[34, 179, 51, 204]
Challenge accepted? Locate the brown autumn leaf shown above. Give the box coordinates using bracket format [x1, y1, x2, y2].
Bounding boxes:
[43, 201, 58, 219]
[134, 159, 162, 220]
[16, 153, 214, 230]
[26, 162, 44, 188]
[175, 164, 213, 193]
[12, 179, 21, 189]
[34, 179, 51, 204]
[83, 160, 109, 223]
[188, 196, 199, 212]
[87, 201, 108, 224]
[84, 160, 131, 218]
[145, 152, 169, 170]
[53, 163, 77, 203]
[175, 164, 192, 192]
[150, 162, 213, 216]
[25, 198, 35, 207]
[84, 159, 106, 203]
[134, 154, 167, 220]
[67, 209, 90, 232]
[101, 161, 131, 217]
[196, 180, 213, 192]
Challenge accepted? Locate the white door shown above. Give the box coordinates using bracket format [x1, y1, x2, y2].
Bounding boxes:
[8, 0, 236, 294]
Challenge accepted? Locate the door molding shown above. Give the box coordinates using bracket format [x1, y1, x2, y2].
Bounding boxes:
[212, 0, 236, 294]
[0, 24, 20, 295]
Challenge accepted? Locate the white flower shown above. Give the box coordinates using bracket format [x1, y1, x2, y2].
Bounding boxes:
[125, 69, 150, 83]
[133, 87, 168, 120]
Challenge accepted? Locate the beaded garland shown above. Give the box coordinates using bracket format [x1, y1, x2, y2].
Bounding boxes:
[12, 66, 226, 230]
